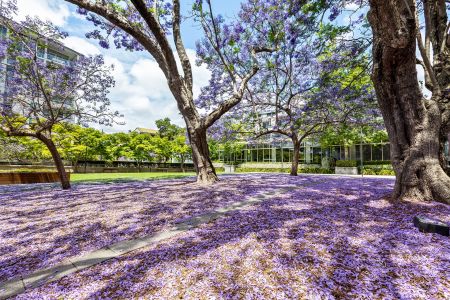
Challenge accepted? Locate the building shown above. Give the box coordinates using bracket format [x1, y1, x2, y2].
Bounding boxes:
[0, 20, 82, 119]
[217, 110, 391, 166]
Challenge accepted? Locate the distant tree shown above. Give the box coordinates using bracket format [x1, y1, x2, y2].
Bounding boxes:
[129, 131, 154, 170]
[0, 6, 120, 189]
[101, 133, 132, 162]
[0, 131, 50, 162]
[172, 134, 191, 171]
[155, 117, 191, 167]
[155, 117, 181, 141]
[53, 123, 104, 169]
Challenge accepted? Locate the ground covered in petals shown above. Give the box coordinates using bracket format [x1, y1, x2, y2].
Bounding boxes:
[2, 174, 450, 299]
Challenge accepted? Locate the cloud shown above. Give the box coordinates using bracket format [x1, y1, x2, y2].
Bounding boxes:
[63, 36, 101, 56]
[95, 50, 211, 133]
[15, 0, 70, 26]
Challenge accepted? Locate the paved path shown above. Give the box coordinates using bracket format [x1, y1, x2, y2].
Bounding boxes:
[0, 185, 300, 299]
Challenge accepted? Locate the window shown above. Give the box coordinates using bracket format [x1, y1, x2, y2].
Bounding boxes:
[47, 49, 69, 65]
[0, 25, 7, 37]
[372, 144, 383, 160]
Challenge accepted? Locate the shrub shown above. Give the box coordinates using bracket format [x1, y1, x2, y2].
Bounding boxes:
[235, 167, 333, 174]
[236, 168, 290, 173]
[336, 160, 358, 167]
[362, 167, 395, 176]
[364, 160, 391, 166]
[378, 169, 395, 176]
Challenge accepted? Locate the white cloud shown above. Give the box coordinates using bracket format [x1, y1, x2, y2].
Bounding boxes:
[15, 0, 70, 26]
[344, 3, 359, 10]
[96, 50, 211, 133]
[63, 36, 101, 56]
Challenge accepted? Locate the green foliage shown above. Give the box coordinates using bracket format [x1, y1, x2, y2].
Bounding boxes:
[1, 118, 191, 166]
[362, 167, 395, 176]
[363, 160, 391, 166]
[320, 125, 388, 148]
[336, 160, 358, 167]
[236, 167, 333, 174]
[155, 117, 183, 140]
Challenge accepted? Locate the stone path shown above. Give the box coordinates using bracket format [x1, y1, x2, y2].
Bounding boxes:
[0, 185, 299, 299]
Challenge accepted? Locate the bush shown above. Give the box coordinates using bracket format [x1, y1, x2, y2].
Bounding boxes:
[364, 160, 391, 166]
[235, 167, 333, 174]
[378, 169, 395, 176]
[362, 167, 395, 176]
[236, 168, 290, 173]
[364, 164, 393, 170]
[336, 160, 358, 167]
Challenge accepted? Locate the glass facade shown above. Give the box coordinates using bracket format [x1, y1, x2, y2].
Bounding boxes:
[218, 142, 393, 164]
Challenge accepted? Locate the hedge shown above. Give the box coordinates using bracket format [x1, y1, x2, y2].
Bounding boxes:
[235, 167, 334, 174]
[363, 160, 391, 166]
[336, 160, 358, 167]
[362, 167, 395, 175]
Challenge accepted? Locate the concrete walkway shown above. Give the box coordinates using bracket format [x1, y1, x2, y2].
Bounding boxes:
[0, 185, 299, 299]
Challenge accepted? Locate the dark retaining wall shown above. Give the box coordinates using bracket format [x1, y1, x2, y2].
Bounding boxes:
[0, 172, 66, 185]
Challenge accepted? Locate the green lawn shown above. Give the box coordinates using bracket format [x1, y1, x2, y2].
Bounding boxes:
[71, 172, 196, 183]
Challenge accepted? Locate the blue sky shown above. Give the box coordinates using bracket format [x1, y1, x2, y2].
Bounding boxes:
[15, 0, 244, 132]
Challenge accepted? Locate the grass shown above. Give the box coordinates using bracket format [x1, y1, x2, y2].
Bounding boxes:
[71, 172, 196, 183]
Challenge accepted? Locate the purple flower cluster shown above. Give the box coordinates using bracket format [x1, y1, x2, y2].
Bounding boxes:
[2, 174, 449, 299]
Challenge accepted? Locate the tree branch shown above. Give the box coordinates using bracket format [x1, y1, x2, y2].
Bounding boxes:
[172, 0, 193, 92]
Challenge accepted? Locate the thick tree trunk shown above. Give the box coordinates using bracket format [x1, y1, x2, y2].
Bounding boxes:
[38, 135, 71, 190]
[290, 137, 300, 176]
[368, 0, 450, 204]
[187, 127, 218, 184]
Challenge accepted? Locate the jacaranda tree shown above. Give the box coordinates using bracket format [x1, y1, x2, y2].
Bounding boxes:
[64, 0, 272, 184]
[202, 0, 378, 175]
[0, 2, 119, 189]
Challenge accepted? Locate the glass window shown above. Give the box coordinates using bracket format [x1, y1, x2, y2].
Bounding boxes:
[382, 144, 390, 161]
[331, 146, 341, 160]
[0, 25, 7, 37]
[47, 49, 69, 65]
[372, 144, 382, 160]
[283, 148, 291, 162]
[312, 147, 322, 164]
[363, 145, 371, 161]
[276, 148, 282, 162]
[37, 46, 46, 59]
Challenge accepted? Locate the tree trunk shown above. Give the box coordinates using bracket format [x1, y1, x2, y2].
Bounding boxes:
[290, 137, 300, 176]
[368, 0, 450, 204]
[187, 127, 218, 184]
[180, 154, 185, 173]
[38, 135, 71, 190]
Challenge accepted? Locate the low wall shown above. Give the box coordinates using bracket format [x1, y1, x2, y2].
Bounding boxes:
[0, 172, 67, 185]
[335, 167, 359, 175]
[0, 165, 73, 172]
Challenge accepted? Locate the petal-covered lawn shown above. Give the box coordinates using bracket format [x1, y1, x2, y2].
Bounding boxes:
[2, 174, 450, 299]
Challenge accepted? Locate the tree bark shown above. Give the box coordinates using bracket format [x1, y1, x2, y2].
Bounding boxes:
[187, 126, 218, 184]
[290, 136, 300, 176]
[368, 0, 450, 204]
[37, 134, 71, 190]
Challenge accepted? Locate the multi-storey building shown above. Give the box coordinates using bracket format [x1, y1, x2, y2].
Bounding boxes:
[0, 21, 81, 119]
